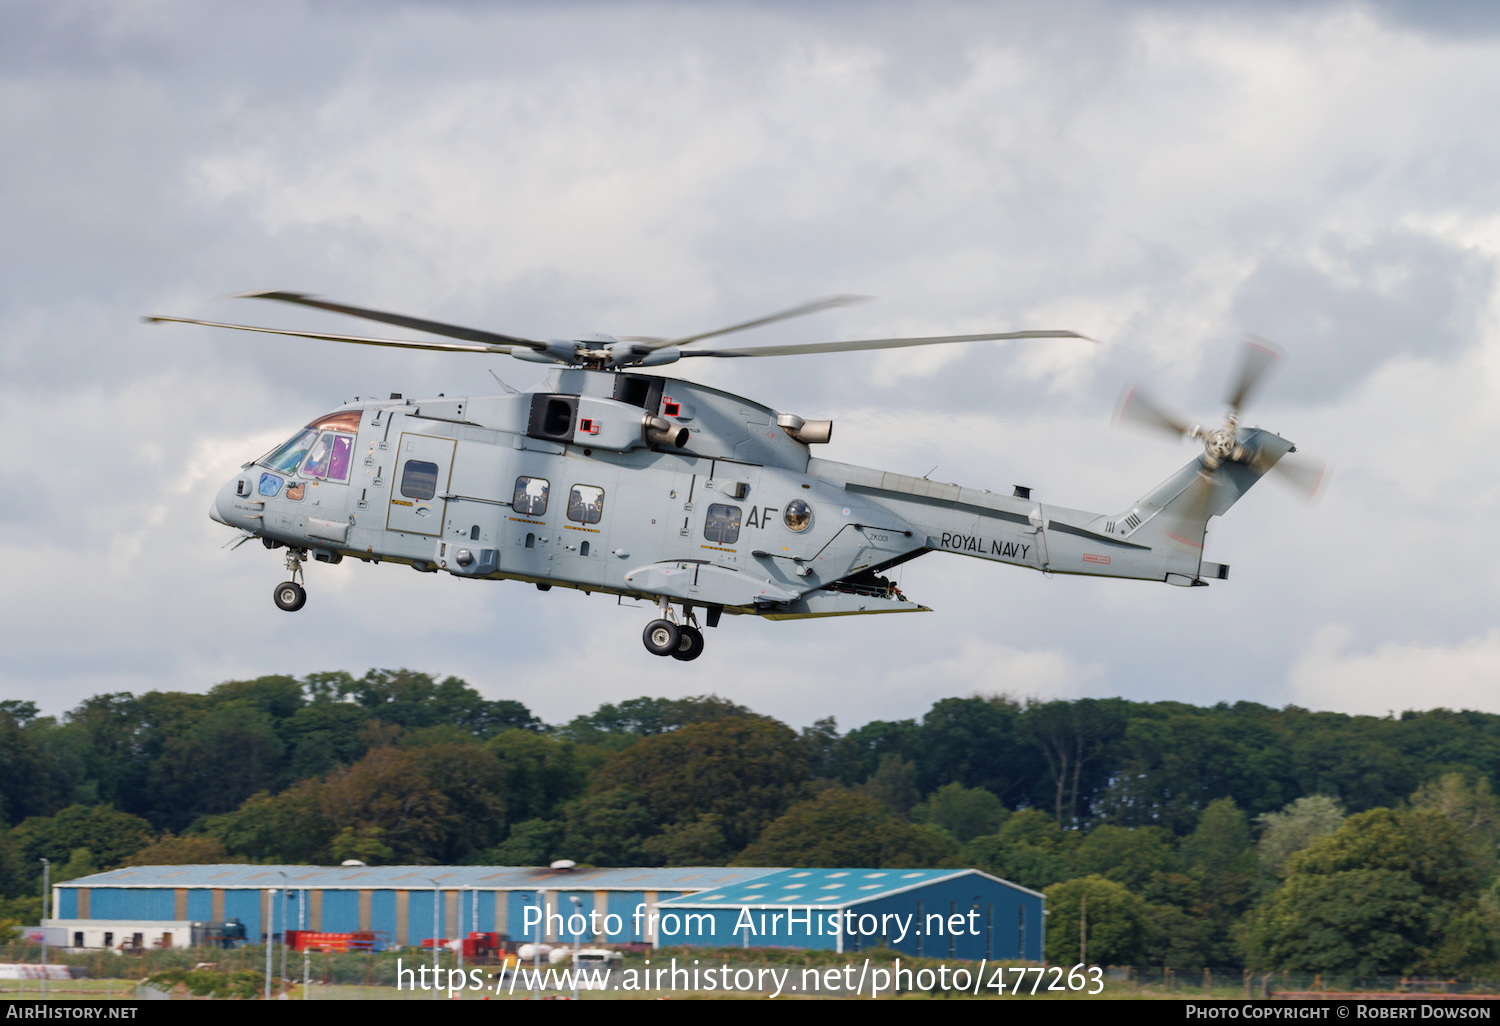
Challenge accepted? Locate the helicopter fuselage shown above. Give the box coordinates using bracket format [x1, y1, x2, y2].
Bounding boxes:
[212, 366, 1277, 654]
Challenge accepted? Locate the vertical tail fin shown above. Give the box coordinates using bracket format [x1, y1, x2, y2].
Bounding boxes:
[1121, 428, 1293, 575]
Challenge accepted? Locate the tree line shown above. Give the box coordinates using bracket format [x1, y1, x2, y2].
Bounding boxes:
[5, 670, 1500, 976]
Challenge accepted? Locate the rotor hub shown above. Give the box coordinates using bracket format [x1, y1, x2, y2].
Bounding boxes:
[1202, 426, 1245, 468]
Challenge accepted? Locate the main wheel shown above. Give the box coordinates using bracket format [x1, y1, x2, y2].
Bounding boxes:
[273, 581, 307, 612]
[671, 625, 705, 662]
[642, 619, 680, 656]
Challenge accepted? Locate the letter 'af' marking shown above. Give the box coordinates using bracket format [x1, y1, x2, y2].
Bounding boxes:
[176, 291, 1305, 665]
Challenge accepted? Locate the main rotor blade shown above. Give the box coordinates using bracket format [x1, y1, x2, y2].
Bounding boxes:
[144, 315, 513, 354]
[643, 295, 871, 351]
[1225, 335, 1282, 414]
[1115, 385, 1194, 440]
[680, 329, 1092, 359]
[235, 290, 547, 351]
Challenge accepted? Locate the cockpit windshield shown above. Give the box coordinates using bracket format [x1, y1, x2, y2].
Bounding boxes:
[259, 428, 320, 474]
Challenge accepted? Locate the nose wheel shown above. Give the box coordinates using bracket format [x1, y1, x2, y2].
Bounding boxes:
[273, 547, 308, 612]
[274, 580, 307, 611]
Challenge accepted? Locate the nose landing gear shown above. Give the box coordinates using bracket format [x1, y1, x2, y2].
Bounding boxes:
[273, 548, 308, 612]
[642, 601, 705, 660]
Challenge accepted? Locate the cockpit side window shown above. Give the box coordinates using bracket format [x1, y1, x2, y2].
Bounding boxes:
[260, 428, 319, 475]
[300, 432, 354, 483]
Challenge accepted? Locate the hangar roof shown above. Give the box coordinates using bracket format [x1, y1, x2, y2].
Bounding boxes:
[63, 865, 777, 891]
[656, 867, 1032, 908]
[62, 864, 1042, 902]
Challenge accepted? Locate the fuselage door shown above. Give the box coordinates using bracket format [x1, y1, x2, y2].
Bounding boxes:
[387, 433, 455, 537]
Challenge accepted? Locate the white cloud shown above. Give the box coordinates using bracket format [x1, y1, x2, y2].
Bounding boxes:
[1289, 624, 1500, 716]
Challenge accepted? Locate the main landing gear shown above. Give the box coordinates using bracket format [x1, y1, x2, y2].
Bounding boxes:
[642, 601, 705, 661]
[273, 547, 308, 612]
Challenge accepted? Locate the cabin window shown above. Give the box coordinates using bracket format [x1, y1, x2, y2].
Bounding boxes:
[260, 428, 319, 474]
[567, 485, 605, 524]
[400, 460, 439, 500]
[513, 476, 549, 516]
[258, 473, 283, 498]
[469, 525, 480, 541]
[300, 432, 354, 483]
[580, 541, 590, 556]
[704, 503, 742, 544]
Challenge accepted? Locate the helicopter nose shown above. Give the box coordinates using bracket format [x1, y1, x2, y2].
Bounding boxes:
[210, 477, 240, 526]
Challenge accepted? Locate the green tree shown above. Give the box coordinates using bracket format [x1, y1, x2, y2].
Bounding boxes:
[1411, 773, 1500, 881]
[910, 782, 1007, 842]
[1254, 795, 1345, 888]
[13, 805, 154, 870]
[1021, 699, 1126, 827]
[1072, 825, 1185, 902]
[557, 695, 753, 748]
[54, 846, 98, 882]
[733, 788, 959, 868]
[961, 810, 1077, 891]
[857, 755, 920, 819]
[913, 697, 1030, 800]
[199, 782, 326, 864]
[1043, 876, 1149, 965]
[481, 819, 562, 866]
[1256, 808, 1481, 975]
[486, 729, 587, 824]
[145, 701, 286, 830]
[558, 790, 655, 866]
[1182, 798, 1255, 964]
[597, 717, 810, 850]
[332, 669, 541, 736]
[122, 834, 234, 866]
[641, 814, 732, 866]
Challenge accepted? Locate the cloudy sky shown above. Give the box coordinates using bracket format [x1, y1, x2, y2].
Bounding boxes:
[4, 0, 1499, 729]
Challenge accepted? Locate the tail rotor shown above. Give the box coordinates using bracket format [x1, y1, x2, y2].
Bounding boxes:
[1117, 336, 1330, 505]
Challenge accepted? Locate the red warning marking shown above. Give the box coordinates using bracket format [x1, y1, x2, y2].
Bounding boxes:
[1082, 553, 1111, 565]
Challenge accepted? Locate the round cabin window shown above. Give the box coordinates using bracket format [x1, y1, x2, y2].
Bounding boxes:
[783, 499, 813, 533]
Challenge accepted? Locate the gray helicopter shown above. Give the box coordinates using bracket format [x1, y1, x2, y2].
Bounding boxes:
[149, 292, 1323, 661]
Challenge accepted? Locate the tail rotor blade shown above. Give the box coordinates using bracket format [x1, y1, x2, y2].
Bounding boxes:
[1225, 335, 1282, 414]
[1116, 385, 1194, 440]
[1161, 469, 1218, 550]
[1271, 457, 1331, 503]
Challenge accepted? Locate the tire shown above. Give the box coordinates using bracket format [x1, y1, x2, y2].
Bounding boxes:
[273, 581, 307, 612]
[642, 619, 680, 656]
[671, 625, 705, 662]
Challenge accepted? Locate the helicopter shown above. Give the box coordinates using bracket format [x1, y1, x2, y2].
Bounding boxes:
[148, 291, 1323, 661]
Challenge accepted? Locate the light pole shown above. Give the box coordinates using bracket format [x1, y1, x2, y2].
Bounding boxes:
[569, 895, 581, 1000]
[38, 859, 49, 999]
[264, 888, 276, 1001]
[301, 888, 310, 1000]
[430, 880, 441, 1001]
[277, 871, 288, 996]
[533, 889, 544, 1001]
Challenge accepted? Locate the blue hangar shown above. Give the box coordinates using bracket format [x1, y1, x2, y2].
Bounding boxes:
[47, 864, 1044, 961]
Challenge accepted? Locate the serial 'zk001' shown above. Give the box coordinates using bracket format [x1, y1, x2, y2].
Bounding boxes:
[150, 291, 1324, 661]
